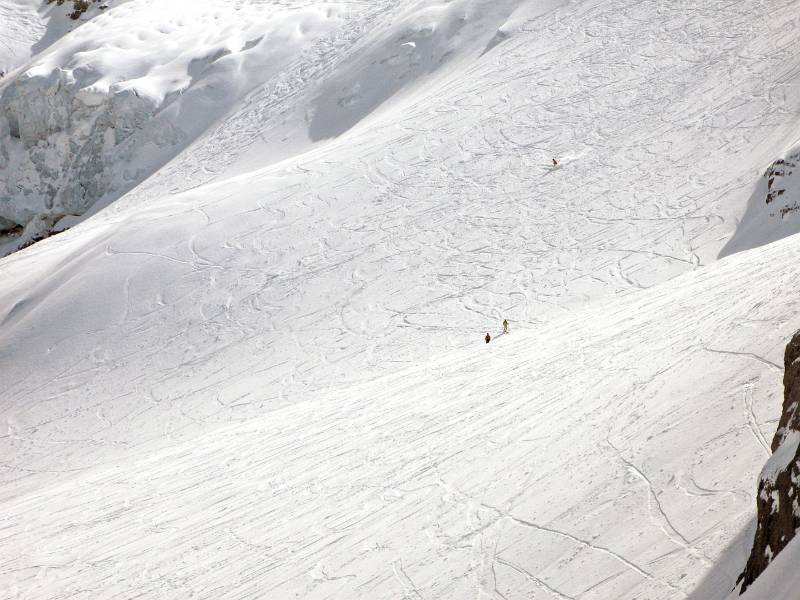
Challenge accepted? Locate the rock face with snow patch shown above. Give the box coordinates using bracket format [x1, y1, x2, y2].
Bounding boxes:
[738, 331, 800, 593]
[720, 147, 800, 258]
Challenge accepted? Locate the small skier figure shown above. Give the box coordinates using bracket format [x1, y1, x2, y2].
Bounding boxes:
[552, 158, 558, 167]
[502, 319, 508, 334]
[485, 332, 491, 344]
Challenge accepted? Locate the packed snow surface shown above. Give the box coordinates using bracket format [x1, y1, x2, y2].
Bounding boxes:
[3, 0, 800, 598]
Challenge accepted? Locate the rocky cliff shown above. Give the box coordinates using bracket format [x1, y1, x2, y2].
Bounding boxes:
[738, 331, 800, 593]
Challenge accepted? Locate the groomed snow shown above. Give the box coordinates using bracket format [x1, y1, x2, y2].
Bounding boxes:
[3, 0, 800, 598]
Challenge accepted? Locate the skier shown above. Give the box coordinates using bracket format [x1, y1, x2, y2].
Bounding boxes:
[485, 332, 491, 344]
[552, 158, 558, 167]
[502, 319, 508, 334]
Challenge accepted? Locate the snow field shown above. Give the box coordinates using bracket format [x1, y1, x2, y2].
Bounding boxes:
[4, 0, 800, 598]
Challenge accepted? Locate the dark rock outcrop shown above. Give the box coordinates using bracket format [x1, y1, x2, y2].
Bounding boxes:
[738, 331, 800, 593]
[47, 0, 109, 21]
[764, 154, 799, 216]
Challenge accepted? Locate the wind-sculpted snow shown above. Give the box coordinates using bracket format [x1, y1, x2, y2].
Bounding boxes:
[0, 0, 530, 253]
[3, 0, 800, 598]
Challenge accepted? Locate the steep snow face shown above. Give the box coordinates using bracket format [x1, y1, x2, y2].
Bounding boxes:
[306, 0, 531, 141]
[0, 0, 355, 242]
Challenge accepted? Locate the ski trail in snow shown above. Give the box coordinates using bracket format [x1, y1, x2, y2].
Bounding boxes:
[605, 439, 714, 570]
[703, 347, 782, 372]
[495, 556, 575, 600]
[479, 502, 683, 596]
[392, 559, 426, 600]
[743, 384, 772, 457]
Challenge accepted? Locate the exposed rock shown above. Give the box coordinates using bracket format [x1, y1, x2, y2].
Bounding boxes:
[47, 0, 108, 21]
[738, 331, 800, 593]
[764, 155, 797, 211]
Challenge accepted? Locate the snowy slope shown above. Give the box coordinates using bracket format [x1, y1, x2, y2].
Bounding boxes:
[3, 223, 798, 599]
[3, 0, 800, 598]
